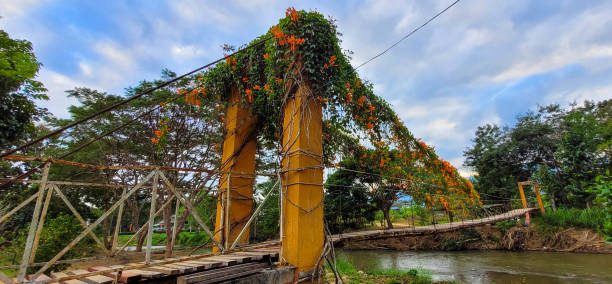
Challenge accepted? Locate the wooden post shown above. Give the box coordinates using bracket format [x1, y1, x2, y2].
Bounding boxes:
[53, 186, 108, 253]
[145, 170, 159, 263]
[170, 198, 180, 256]
[224, 174, 231, 250]
[230, 179, 279, 250]
[32, 170, 156, 279]
[29, 184, 54, 263]
[158, 171, 223, 250]
[17, 162, 50, 283]
[0, 191, 39, 225]
[280, 81, 324, 275]
[533, 183, 545, 214]
[112, 188, 127, 254]
[113, 196, 175, 256]
[213, 85, 257, 252]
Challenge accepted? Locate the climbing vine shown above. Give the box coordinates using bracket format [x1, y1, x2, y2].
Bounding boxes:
[152, 8, 479, 209]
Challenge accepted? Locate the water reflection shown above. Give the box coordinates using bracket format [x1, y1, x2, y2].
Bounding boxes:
[336, 249, 612, 283]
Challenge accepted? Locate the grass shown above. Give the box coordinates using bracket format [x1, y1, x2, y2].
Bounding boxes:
[534, 207, 606, 231]
[327, 257, 434, 284]
[116, 231, 210, 247]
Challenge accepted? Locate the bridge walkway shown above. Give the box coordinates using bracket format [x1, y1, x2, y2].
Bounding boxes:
[34, 208, 536, 283]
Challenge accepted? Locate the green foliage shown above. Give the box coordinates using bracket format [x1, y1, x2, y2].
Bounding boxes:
[3, 215, 95, 273]
[252, 179, 280, 242]
[588, 170, 612, 239]
[495, 219, 517, 235]
[329, 257, 432, 284]
[464, 100, 611, 209]
[534, 208, 607, 233]
[175, 232, 210, 247]
[324, 158, 377, 233]
[0, 30, 48, 147]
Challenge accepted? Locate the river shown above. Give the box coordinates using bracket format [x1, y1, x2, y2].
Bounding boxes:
[336, 249, 612, 283]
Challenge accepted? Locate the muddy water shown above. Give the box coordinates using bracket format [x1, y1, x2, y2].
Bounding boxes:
[336, 249, 612, 283]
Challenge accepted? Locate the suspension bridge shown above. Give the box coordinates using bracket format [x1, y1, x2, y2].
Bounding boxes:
[0, 2, 549, 283]
[0, 154, 544, 284]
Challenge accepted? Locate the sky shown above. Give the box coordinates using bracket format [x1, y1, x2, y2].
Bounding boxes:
[2, 0, 612, 176]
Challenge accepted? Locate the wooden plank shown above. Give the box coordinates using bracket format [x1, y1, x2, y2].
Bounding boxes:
[108, 266, 164, 280]
[124, 269, 163, 279]
[66, 269, 113, 284]
[219, 254, 253, 262]
[209, 255, 251, 263]
[180, 261, 217, 269]
[162, 263, 196, 273]
[171, 261, 207, 271]
[27, 273, 52, 284]
[232, 252, 270, 260]
[204, 257, 237, 266]
[178, 263, 269, 284]
[50, 272, 87, 284]
[184, 260, 226, 268]
[145, 265, 180, 275]
[87, 266, 142, 283]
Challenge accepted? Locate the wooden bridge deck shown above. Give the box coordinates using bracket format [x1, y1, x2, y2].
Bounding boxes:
[29, 208, 536, 283]
[330, 207, 539, 244]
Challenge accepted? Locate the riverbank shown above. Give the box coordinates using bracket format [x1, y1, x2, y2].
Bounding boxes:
[324, 257, 441, 284]
[339, 221, 612, 253]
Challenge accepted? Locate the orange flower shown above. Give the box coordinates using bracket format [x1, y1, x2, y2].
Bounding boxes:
[286, 7, 299, 22]
[159, 102, 166, 107]
[254, 85, 261, 90]
[275, 77, 283, 83]
[246, 89, 253, 102]
[346, 93, 352, 103]
[264, 84, 270, 91]
[242, 77, 248, 83]
[366, 122, 373, 129]
[155, 129, 162, 138]
[263, 53, 270, 59]
[151, 138, 159, 144]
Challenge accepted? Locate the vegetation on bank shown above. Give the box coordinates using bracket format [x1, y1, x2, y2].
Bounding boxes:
[116, 231, 211, 247]
[326, 257, 435, 284]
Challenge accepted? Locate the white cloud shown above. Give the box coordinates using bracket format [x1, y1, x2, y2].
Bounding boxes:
[492, 44, 612, 82]
[0, 0, 45, 18]
[36, 70, 82, 118]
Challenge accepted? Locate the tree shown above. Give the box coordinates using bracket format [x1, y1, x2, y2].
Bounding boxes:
[0, 30, 47, 148]
[464, 99, 612, 209]
[324, 157, 376, 233]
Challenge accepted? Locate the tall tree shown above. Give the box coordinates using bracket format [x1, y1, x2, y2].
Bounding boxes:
[0, 30, 47, 148]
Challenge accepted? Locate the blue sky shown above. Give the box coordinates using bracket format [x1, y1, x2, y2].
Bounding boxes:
[2, 0, 612, 175]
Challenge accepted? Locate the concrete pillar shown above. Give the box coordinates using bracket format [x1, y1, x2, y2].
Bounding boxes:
[280, 83, 324, 275]
[213, 86, 257, 252]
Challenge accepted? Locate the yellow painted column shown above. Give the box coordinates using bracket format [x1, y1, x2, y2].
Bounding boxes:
[517, 183, 531, 223]
[533, 183, 546, 214]
[213, 86, 257, 252]
[517, 183, 527, 209]
[280, 84, 324, 275]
